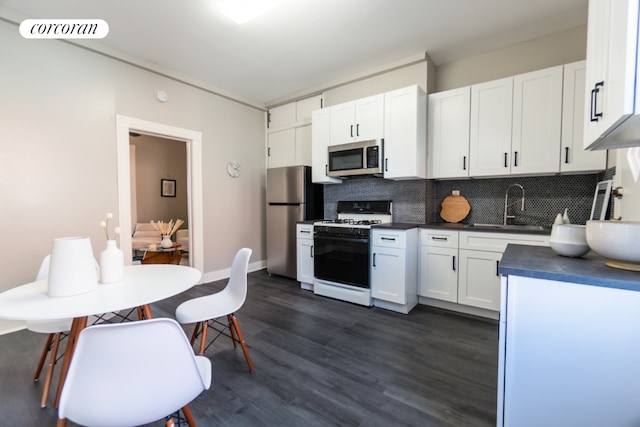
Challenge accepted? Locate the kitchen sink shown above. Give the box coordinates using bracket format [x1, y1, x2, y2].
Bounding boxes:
[469, 223, 547, 231]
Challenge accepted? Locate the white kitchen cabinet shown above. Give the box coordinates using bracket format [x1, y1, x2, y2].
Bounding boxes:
[268, 102, 296, 130]
[498, 275, 640, 426]
[267, 125, 312, 168]
[330, 94, 384, 145]
[511, 66, 563, 175]
[428, 87, 471, 179]
[370, 227, 418, 314]
[419, 229, 459, 302]
[383, 85, 427, 180]
[458, 249, 503, 311]
[311, 108, 341, 184]
[469, 77, 514, 177]
[296, 223, 314, 291]
[584, 0, 640, 150]
[561, 61, 607, 172]
[456, 231, 549, 311]
[296, 94, 324, 123]
[267, 128, 296, 169]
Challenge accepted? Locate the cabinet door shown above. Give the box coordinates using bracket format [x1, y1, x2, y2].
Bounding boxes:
[384, 85, 427, 179]
[470, 77, 513, 177]
[561, 61, 607, 172]
[296, 238, 314, 284]
[295, 125, 312, 166]
[371, 247, 405, 305]
[311, 108, 341, 184]
[330, 101, 356, 145]
[267, 128, 296, 169]
[268, 102, 296, 130]
[355, 94, 385, 141]
[419, 246, 458, 302]
[584, 0, 639, 149]
[511, 66, 562, 175]
[428, 87, 471, 178]
[458, 249, 502, 311]
[296, 94, 323, 123]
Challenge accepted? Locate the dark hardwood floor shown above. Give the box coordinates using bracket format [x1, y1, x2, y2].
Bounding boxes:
[1, 270, 499, 426]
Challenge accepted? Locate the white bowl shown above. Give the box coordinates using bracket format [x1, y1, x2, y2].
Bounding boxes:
[549, 239, 590, 257]
[550, 224, 589, 257]
[586, 220, 640, 270]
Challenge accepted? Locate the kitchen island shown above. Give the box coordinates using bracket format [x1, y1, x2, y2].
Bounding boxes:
[497, 244, 640, 427]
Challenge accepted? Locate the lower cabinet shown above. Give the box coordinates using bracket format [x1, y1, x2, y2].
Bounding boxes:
[370, 227, 418, 314]
[419, 229, 549, 316]
[296, 223, 314, 291]
[458, 249, 503, 311]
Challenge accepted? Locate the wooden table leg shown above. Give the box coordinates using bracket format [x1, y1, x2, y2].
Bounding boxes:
[54, 316, 87, 409]
[142, 304, 154, 320]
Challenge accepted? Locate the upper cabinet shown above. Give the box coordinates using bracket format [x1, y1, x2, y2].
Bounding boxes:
[429, 63, 606, 179]
[428, 87, 471, 179]
[330, 94, 384, 145]
[384, 85, 427, 180]
[267, 94, 323, 169]
[584, 0, 640, 150]
[511, 66, 563, 175]
[311, 108, 342, 184]
[311, 85, 427, 183]
[469, 77, 514, 177]
[561, 61, 607, 172]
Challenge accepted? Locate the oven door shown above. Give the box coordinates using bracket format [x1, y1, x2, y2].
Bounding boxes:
[314, 233, 369, 288]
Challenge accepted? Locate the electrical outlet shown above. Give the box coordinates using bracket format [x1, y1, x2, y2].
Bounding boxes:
[452, 190, 460, 196]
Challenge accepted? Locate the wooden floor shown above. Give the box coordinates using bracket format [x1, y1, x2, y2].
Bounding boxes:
[0, 270, 499, 426]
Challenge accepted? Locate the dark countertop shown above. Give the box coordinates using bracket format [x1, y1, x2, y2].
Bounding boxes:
[296, 220, 317, 225]
[372, 223, 418, 230]
[419, 222, 551, 235]
[499, 244, 640, 291]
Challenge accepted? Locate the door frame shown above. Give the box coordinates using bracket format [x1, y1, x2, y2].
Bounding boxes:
[116, 114, 204, 274]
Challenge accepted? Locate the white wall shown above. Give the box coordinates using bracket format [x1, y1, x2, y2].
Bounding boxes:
[0, 19, 266, 291]
[435, 25, 587, 92]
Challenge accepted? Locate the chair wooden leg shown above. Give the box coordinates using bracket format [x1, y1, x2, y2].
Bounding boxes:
[40, 332, 61, 408]
[181, 404, 197, 426]
[189, 322, 201, 346]
[54, 316, 87, 409]
[227, 315, 238, 349]
[56, 418, 67, 427]
[166, 418, 176, 427]
[229, 314, 254, 373]
[198, 321, 208, 356]
[136, 306, 144, 320]
[34, 333, 54, 381]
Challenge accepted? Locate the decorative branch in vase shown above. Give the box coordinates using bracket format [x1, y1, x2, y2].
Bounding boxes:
[151, 219, 184, 248]
[99, 212, 124, 283]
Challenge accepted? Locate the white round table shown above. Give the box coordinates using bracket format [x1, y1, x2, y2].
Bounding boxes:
[0, 264, 201, 409]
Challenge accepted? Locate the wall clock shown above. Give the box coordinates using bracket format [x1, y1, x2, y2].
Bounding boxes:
[227, 161, 241, 178]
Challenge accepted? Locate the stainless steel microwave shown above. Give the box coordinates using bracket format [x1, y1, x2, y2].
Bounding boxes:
[327, 139, 383, 177]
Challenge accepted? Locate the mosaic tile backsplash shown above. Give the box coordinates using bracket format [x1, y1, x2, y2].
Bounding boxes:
[323, 168, 615, 226]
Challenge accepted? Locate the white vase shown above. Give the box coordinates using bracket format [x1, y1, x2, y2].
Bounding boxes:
[161, 235, 173, 248]
[100, 240, 124, 284]
[48, 237, 99, 297]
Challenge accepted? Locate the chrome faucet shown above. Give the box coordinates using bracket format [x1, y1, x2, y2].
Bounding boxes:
[503, 184, 525, 225]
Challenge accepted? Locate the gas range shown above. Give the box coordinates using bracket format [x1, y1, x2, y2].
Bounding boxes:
[312, 200, 392, 306]
[314, 200, 393, 230]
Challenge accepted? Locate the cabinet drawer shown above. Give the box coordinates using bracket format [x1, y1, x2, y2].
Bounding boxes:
[459, 231, 549, 252]
[372, 230, 406, 249]
[420, 229, 459, 248]
[296, 224, 314, 239]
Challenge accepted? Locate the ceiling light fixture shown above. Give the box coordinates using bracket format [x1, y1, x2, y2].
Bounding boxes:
[219, 0, 287, 24]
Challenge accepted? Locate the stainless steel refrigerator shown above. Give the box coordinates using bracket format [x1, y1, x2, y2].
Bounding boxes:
[266, 166, 323, 279]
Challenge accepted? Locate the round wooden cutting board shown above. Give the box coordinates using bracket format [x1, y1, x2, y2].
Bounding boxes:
[440, 195, 471, 223]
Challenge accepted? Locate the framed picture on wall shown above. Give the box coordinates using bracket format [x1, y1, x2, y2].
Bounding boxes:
[161, 179, 176, 197]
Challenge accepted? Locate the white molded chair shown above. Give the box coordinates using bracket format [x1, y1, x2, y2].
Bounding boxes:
[57, 318, 212, 427]
[175, 248, 254, 372]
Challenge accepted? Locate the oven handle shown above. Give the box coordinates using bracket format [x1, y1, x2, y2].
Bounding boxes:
[314, 234, 369, 245]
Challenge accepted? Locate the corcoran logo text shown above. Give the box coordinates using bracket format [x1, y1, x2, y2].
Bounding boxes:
[19, 19, 109, 39]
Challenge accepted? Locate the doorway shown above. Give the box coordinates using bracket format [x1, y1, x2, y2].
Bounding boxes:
[116, 115, 204, 273]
